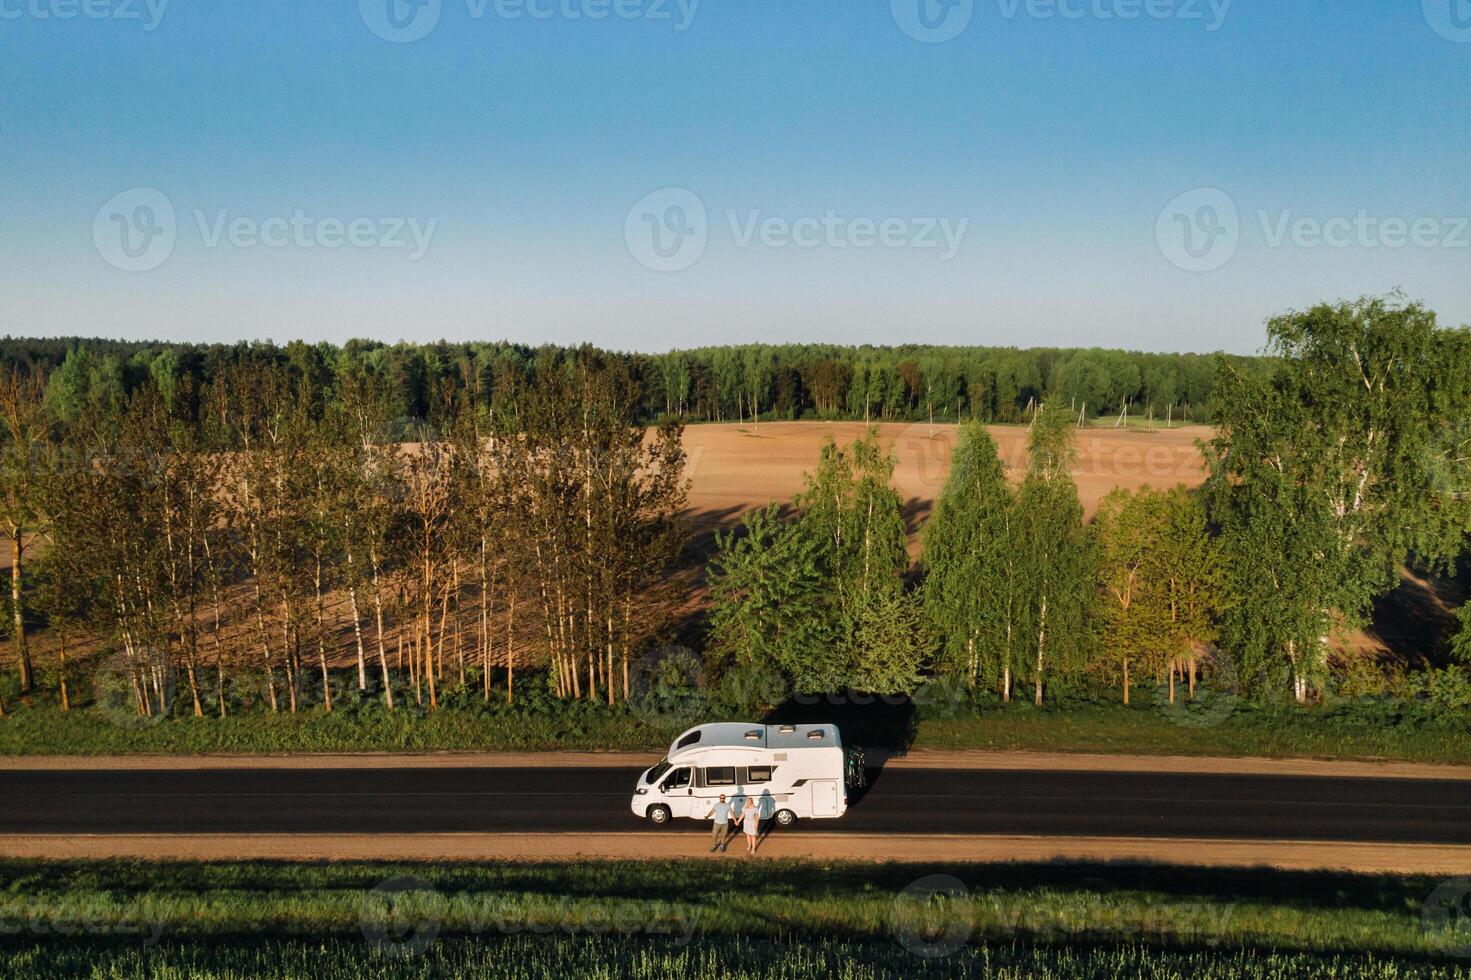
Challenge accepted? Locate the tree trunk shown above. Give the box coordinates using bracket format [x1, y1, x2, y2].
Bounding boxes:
[1034, 595, 1047, 707]
[370, 545, 393, 709]
[57, 625, 70, 712]
[1122, 656, 1130, 705]
[11, 533, 31, 693]
[506, 590, 515, 706]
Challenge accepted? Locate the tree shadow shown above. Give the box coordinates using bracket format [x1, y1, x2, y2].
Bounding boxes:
[1361, 561, 1468, 669]
[759, 690, 918, 807]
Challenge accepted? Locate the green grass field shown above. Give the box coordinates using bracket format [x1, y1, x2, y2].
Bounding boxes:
[1, 860, 1468, 978]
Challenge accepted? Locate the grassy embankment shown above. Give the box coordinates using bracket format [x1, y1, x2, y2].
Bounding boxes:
[1, 860, 1468, 978]
[2, 692, 1469, 764]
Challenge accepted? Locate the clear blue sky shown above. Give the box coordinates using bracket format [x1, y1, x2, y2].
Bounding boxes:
[2, 0, 1468, 354]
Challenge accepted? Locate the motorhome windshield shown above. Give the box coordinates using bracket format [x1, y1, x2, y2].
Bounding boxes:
[644, 760, 672, 784]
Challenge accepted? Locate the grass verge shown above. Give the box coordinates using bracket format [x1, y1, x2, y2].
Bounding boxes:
[2, 693, 1469, 765]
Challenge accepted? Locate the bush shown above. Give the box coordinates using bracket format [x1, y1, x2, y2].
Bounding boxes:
[1417, 666, 1471, 714]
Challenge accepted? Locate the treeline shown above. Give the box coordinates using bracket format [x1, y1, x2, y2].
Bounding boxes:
[709, 297, 1471, 708]
[1, 296, 1468, 721]
[0, 337, 1265, 431]
[0, 347, 687, 717]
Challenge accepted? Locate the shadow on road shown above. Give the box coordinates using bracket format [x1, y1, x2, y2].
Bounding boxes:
[760, 690, 917, 808]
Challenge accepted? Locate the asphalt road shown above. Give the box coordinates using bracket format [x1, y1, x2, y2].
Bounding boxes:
[2, 766, 1468, 843]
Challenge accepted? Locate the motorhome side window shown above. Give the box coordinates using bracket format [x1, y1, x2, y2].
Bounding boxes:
[703, 767, 737, 786]
[675, 731, 702, 750]
[661, 768, 691, 791]
[746, 766, 773, 783]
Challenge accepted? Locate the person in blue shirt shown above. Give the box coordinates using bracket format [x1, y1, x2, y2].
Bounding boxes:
[706, 794, 734, 852]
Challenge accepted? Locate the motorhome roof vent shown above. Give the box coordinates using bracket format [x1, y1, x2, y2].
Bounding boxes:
[807, 729, 825, 740]
[778, 725, 797, 733]
[744, 730, 762, 740]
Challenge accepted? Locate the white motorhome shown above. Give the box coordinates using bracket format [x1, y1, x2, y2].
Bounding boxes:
[630, 722, 850, 827]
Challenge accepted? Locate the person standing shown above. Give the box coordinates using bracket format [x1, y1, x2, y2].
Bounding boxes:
[741, 796, 761, 854]
[706, 794, 733, 852]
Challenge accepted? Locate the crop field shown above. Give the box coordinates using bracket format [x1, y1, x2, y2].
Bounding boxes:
[1, 859, 1467, 979]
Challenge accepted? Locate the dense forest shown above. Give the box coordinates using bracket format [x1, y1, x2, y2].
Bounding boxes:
[0, 337, 1263, 431]
[0, 297, 1469, 729]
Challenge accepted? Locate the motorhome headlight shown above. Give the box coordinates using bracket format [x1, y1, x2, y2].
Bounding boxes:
[635, 788, 648, 795]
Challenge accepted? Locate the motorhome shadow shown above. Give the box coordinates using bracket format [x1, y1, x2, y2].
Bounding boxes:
[631, 723, 866, 827]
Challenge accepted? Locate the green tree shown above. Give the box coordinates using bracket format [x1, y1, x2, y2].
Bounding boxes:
[1093, 488, 1171, 704]
[0, 366, 53, 694]
[921, 423, 1021, 695]
[1209, 296, 1471, 701]
[1013, 406, 1095, 705]
[708, 504, 843, 691]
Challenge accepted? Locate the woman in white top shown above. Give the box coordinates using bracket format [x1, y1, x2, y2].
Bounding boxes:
[741, 797, 761, 854]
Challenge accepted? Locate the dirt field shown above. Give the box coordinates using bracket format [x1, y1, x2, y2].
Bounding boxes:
[682, 421, 1212, 553]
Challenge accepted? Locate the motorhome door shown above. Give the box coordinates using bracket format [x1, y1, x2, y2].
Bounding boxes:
[812, 779, 840, 817]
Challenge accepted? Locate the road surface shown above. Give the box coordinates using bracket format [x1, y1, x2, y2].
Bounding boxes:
[4, 766, 1468, 843]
